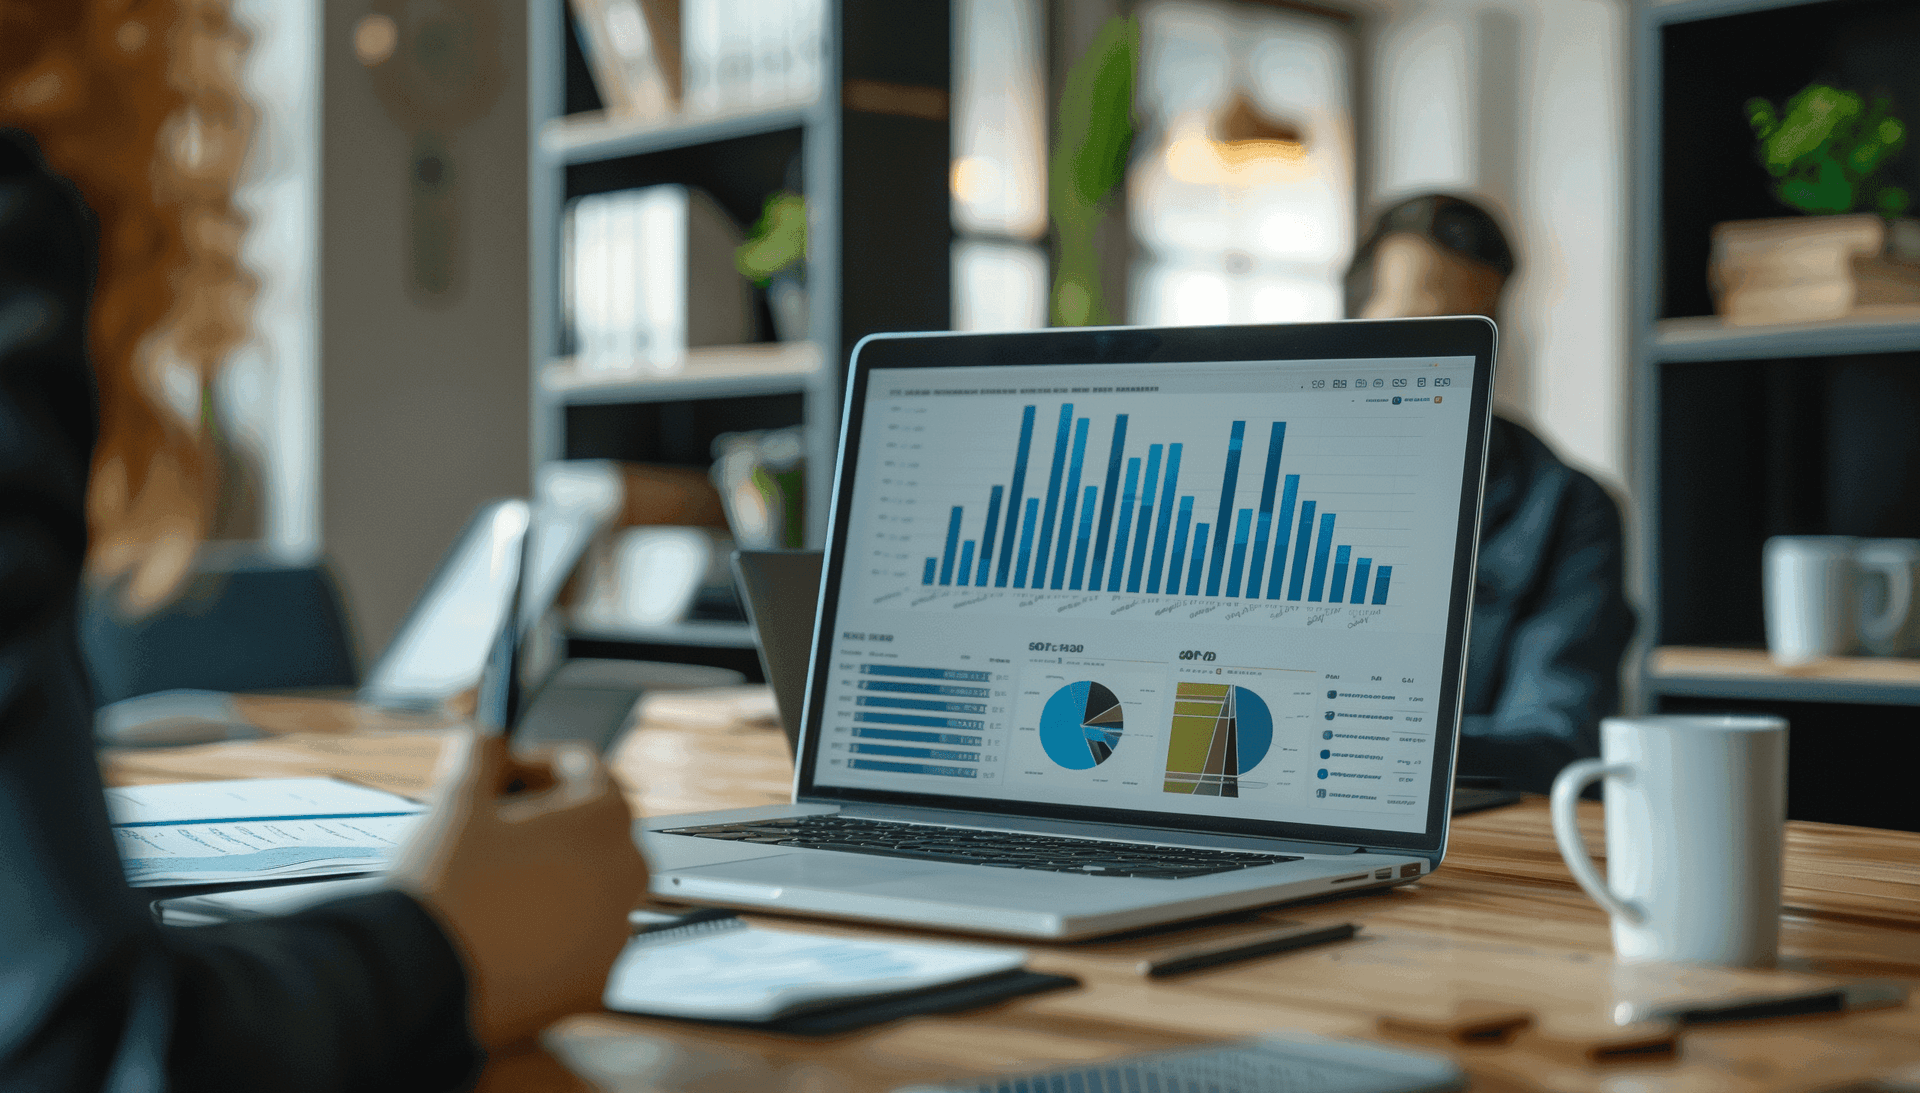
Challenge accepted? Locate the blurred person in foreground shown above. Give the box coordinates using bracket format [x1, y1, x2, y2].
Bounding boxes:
[1, 5, 647, 1090]
[1346, 194, 1635, 794]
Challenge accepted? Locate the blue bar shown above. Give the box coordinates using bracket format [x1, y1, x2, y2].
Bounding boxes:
[1186, 524, 1211, 596]
[846, 759, 979, 778]
[1287, 500, 1318, 600]
[1166, 496, 1195, 595]
[849, 744, 981, 762]
[853, 727, 982, 745]
[1245, 514, 1271, 597]
[861, 664, 993, 681]
[922, 558, 936, 584]
[957, 540, 975, 588]
[1329, 546, 1352, 603]
[858, 680, 990, 697]
[939, 506, 964, 584]
[1206, 421, 1248, 597]
[1351, 557, 1373, 604]
[1225, 508, 1253, 596]
[975, 485, 1003, 585]
[1146, 444, 1183, 593]
[1127, 445, 1163, 592]
[857, 696, 988, 713]
[1246, 423, 1286, 599]
[1265, 475, 1300, 600]
[1012, 498, 1041, 587]
[994, 405, 1037, 586]
[855, 712, 986, 730]
[1308, 512, 1337, 601]
[1087, 415, 1129, 591]
[1050, 417, 1091, 588]
[1108, 458, 1142, 590]
[1069, 485, 1098, 589]
[1031, 404, 1074, 587]
[1372, 565, 1393, 605]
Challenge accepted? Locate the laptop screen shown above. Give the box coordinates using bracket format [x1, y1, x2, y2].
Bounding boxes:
[804, 324, 1491, 851]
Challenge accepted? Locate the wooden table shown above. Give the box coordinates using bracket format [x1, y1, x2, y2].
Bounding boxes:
[101, 691, 1920, 1093]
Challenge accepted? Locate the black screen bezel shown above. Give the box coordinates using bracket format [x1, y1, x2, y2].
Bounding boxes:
[796, 319, 1495, 856]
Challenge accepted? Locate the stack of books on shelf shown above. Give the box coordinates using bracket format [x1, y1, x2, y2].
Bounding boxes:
[1709, 214, 1920, 327]
[563, 184, 754, 375]
[571, 0, 825, 124]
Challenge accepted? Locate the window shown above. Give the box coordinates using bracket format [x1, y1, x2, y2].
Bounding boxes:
[951, 0, 1049, 331]
[1129, 1, 1355, 326]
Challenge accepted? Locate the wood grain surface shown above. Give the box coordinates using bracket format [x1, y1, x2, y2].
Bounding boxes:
[99, 689, 1920, 1093]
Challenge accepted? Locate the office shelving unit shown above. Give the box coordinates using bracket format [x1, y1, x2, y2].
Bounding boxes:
[528, 1, 950, 670]
[1631, 0, 1920, 829]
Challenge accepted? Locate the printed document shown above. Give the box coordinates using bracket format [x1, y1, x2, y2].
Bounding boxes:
[106, 778, 425, 888]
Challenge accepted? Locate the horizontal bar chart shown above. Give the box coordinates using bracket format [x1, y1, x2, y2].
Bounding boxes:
[844, 662, 995, 779]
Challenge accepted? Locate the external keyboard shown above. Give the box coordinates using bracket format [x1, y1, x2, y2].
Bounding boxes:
[659, 814, 1303, 879]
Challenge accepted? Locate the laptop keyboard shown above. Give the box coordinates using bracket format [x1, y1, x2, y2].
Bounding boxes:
[658, 815, 1303, 879]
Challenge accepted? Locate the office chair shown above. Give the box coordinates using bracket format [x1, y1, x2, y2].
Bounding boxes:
[81, 552, 359, 706]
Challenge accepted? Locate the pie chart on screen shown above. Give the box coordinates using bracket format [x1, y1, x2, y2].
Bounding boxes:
[1039, 681, 1125, 770]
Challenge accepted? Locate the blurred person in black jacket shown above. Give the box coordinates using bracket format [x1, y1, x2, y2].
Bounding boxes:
[1346, 194, 1636, 794]
[1, 8, 646, 1091]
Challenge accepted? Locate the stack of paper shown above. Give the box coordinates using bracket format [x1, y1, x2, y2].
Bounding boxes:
[603, 916, 1028, 1023]
[106, 778, 425, 888]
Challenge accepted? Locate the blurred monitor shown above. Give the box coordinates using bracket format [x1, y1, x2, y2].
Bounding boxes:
[361, 496, 603, 711]
[730, 549, 823, 754]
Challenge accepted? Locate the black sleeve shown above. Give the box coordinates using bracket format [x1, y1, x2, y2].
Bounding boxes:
[0, 128, 483, 1093]
[1456, 473, 1636, 794]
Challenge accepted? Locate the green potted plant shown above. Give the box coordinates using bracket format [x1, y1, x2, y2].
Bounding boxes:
[735, 191, 809, 341]
[1709, 82, 1919, 326]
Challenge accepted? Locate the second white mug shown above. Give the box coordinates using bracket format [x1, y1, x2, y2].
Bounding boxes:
[1551, 715, 1787, 967]
[1763, 536, 1857, 663]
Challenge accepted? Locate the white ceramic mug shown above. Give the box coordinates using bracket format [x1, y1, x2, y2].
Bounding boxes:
[1855, 539, 1920, 656]
[1763, 536, 1858, 663]
[1550, 715, 1788, 967]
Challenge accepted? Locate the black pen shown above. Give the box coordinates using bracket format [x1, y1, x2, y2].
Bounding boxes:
[1138, 922, 1359, 977]
[1629, 981, 1908, 1027]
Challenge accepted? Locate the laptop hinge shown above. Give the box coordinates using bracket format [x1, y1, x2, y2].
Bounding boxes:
[804, 800, 1374, 858]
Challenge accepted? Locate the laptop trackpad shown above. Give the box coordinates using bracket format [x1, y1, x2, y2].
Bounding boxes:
[676, 853, 947, 890]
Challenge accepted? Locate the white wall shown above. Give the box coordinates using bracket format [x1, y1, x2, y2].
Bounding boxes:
[320, 0, 533, 660]
[1365, 0, 1628, 491]
[226, 0, 322, 560]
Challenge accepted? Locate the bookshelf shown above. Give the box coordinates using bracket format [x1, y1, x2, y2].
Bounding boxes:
[1650, 312, 1920, 362]
[542, 342, 823, 404]
[1648, 647, 1920, 706]
[529, 1, 951, 673]
[1631, 0, 1920, 829]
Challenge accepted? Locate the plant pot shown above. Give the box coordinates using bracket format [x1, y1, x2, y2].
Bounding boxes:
[767, 270, 809, 342]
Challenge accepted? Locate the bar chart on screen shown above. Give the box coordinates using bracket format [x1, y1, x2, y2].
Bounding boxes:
[863, 391, 1455, 632]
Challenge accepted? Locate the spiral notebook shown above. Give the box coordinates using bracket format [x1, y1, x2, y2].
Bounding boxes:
[602, 912, 1042, 1025]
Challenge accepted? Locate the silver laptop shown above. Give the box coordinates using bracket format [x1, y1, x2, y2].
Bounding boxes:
[643, 318, 1497, 939]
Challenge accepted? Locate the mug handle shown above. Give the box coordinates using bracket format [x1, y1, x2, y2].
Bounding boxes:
[1550, 759, 1645, 926]
[1857, 554, 1913, 652]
